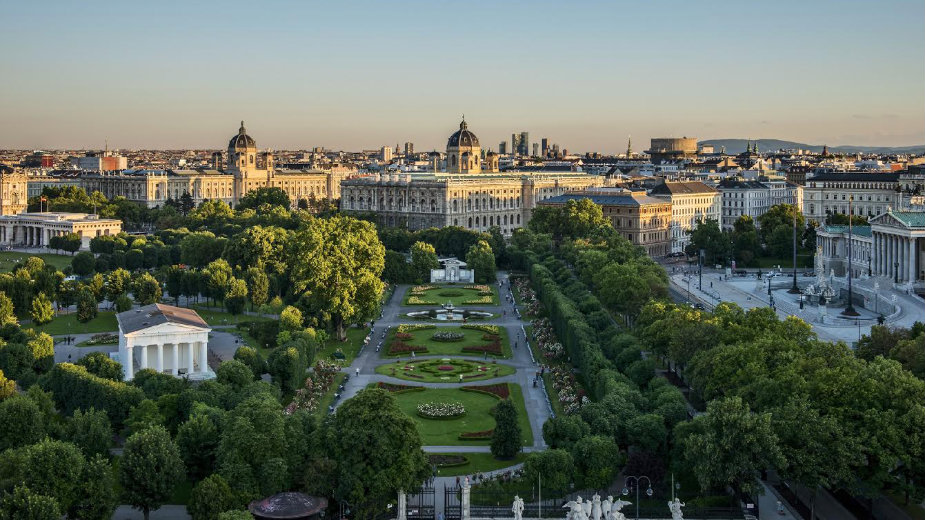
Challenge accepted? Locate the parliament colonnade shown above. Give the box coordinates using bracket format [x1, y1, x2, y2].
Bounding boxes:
[869, 211, 925, 284]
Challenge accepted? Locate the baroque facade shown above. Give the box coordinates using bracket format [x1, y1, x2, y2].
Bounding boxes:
[649, 181, 720, 254]
[75, 122, 344, 208]
[339, 120, 603, 235]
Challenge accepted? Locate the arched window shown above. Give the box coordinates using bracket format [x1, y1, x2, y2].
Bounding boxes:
[489, 216, 493, 226]
[475, 216, 480, 227]
[453, 200, 458, 212]
[468, 217, 472, 228]
[451, 155, 457, 167]
[430, 199, 437, 212]
[467, 199, 472, 211]
[475, 199, 480, 210]
[516, 214, 521, 224]
[454, 219, 458, 226]
[349, 196, 355, 209]
[503, 215, 508, 225]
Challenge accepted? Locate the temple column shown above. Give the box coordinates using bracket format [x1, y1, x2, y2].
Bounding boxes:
[139, 345, 148, 370]
[124, 337, 134, 381]
[156, 343, 164, 373]
[186, 342, 194, 375]
[198, 341, 209, 373]
[171, 343, 179, 376]
[908, 238, 916, 283]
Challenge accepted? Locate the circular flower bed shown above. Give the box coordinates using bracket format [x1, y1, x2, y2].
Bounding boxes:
[417, 401, 466, 419]
[438, 365, 455, 371]
[438, 290, 464, 297]
[432, 331, 465, 342]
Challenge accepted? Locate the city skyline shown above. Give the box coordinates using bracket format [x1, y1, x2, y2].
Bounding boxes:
[1, 0, 923, 151]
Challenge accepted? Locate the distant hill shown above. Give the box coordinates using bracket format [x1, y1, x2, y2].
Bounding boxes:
[699, 139, 925, 155]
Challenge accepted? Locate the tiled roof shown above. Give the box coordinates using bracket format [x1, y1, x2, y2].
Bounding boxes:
[822, 225, 873, 237]
[891, 211, 925, 228]
[117, 303, 209, 334]
[541, 192, 668, 207]
[649, 181, 717, 195]
[808, 172, 900, 182]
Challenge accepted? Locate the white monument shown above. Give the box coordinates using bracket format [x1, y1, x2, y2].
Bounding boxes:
[430, 257, 475, 283]
[668, 498, 685, 520]
[610, 499, 631, 520]
[512, 495, 524, 520]
[117, 303, 214, 381]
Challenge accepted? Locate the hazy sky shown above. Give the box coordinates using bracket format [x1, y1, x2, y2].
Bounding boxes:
[1, 0, 923, 152]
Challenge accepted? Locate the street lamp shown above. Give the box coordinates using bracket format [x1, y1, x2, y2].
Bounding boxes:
[789, 203, 800, 294]
[895, 262, 899, 284]
[622, 475, 654, 520]
[698, 249, 704, 291]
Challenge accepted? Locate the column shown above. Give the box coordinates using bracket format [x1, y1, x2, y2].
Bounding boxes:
[171, 343, 179, 376]
[124, 337, 134, 381]
[909, 238, 916, 283]
[199, 340, 208, 373]
[872, 233, 879, 275]
[186, 342, 194, 375]
[156, 343, 164, 373]
[139, 345, 148, 370]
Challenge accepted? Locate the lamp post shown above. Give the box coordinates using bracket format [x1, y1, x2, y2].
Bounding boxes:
[698, 249, 704, 291]
[842, 196, 859, 316]
[874, 281, 879, 314]
[789, 203, 800, 293]
[622, 475, 654, 520]
[895, 262, 899, 284]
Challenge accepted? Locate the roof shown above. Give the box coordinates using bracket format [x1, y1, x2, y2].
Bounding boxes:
[540, 192, 669, 207]
[649, 181, 717, 196]
[716, 179, 769, 190]
[821, 225, 873, 237]
[228, 121, 256, 151]
[446, 119, 479, 149]
[807, 172, 899, 182]
[117, 303, 209, 334]
[890, 211, 925, 228]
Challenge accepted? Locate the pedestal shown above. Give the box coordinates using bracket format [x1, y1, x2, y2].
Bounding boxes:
[397, 490, 406, 520]
[461, 477, 470, 520]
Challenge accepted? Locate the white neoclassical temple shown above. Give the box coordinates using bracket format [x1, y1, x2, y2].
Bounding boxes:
[431, 258, 474, 283]
[869, 210, 925, 286]
[117, 303, 214, 381]
[0, 212, 122, 249]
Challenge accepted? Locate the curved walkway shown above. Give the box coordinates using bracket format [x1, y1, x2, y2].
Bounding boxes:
[338, 272, 549, 454]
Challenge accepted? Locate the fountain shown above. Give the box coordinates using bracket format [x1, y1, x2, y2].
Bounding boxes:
[406, 301, 493, 321]
[802, 246, 841, 306]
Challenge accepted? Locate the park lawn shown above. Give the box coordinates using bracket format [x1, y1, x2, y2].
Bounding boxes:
[402, 285, 499, 306]
[886, 491, 925, 520]
[191, 305, 272, 326]
[431, 452, 527, 477]
[385, 326, 511, 359]
[375, 358, 516, 383]
[0, 251, 72, 272]
[390, 385, 533, 447]
[317, 326, 371, 365]
[750, 253, 814, 269]
[31, 311, 118, 335]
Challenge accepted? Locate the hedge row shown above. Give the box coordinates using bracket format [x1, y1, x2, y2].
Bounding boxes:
[40, 363, 144, 427]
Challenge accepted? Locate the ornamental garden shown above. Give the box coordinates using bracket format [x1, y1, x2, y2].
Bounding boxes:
[384, 324, 510, 358]
[402, 284, 498, 306]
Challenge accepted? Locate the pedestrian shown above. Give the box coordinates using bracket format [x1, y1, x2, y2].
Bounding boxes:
[355, 367, 359, 376]
[456, 476, 460, 486]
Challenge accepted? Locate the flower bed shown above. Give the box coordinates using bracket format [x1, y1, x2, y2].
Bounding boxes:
[410, 285, 437, 294]
[285, 360, 341, 414]
[397, 323, 435, 333]
[417, 401, 466, 419]
[407, 296, 437, 305]
[463, 296, 493, 304]
[432, 331, 465, 342]
[462, 383, 510, 400]
[388, 341, 428, 355]
[437, 365, 455, 371]
[82, 333, 119, 346]
[461, 324, 500, 335]
[395, 332, 414, 340]
[438, 290, 464, 297]
[428, 454, 469, 467]
[377, 382, 425, 394]
[459, 429, 494, 440]
[462, 340, 503, 356]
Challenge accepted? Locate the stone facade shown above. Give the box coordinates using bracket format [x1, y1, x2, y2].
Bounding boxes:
[802, 172, 901, 222]
[650, 181, 721, 254]
[0, 212, 122, 249]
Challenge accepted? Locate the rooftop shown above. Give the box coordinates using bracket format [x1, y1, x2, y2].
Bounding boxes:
[649, 181, 717, 195]
[117, 303, 209, 334]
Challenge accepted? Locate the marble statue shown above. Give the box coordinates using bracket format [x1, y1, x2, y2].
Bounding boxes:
[601, 496, 613, 520]
[581, 496, 592, 520]
[590, 494, 602, 520]
[610, 499, 632, 520]
[512, 495, 524, 520]
[668, 498, 685, 520]
[564, 497, 589, 520]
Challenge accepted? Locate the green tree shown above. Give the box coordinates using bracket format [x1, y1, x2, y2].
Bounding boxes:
[522, 449, 575, 491]
[238, 187, 291, 211]
[410, 241, 439, 283]
[76, 351, 124, 381]
[0, 369, 15, 401]
[22, 439, 86, 513]
[0, 485, 61, 520]
[217, 511, 254, 520]
[115, 294, 133, 312]
[72, 251, 96, 276]
[675, 397, 784, 497]
[731, 215, 760, 266]
[0, 394, 45, 450]
[66, 407, 112, 458]
[124, 399, 165, 437]
[133, 272, 162, 305]
[529, 198, 609, 242]
[570, 435, 621, 490]
[29, 292, 54, 326]
[490, 399, 522, 459]
[288, 215, 385, 340]
[105, 268, 132, 303]
[87, 273, 106, 302]
[180, 231, 223, 268]
[245, 267, 269, 310]
[72, 454, 117, 520]
[224, 277, 248, 315]
[216, 360, 254, 390]
[165, 266, 185, 304]
[233, 346, 265, 378]
[224, 226, 289, 274]
[120, 425, 185, 520]
[204, 259, 233, 305]
[326, 389, 429, 520]
[279, 305, 303, 332]
[0, 292, 15, 326]
[266, 346, 306, 394]
[686, 219, 732, 264]
[542, 415, 591, 450]
[188, 474, 240, 520]
[177, 411, 222, 480]
[465, 240, 496, 283]
[76, 288, 99, 323]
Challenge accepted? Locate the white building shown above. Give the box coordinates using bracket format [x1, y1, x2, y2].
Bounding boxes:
[0, 212, 122, 249]
[802, 172, 901, 222]
[117, 304, 213, 381]
[649, 181, 721, 254]
[430, 258, 474, 283]
[717, 178, 801, 230]
[816, 225, 873, 279]
[869, 210, 925, 286]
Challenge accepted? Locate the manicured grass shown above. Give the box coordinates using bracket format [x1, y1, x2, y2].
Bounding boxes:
[749, 254, 814, 269]
[385, 326, 511, 359]
[403, 284, 499, 306]
[317, 326, 371, 365]
[430, 452, 527, 477]
[389, 385, 533, 447]
[30, 311, 118, 335]
[0, 251, 72, 272]
[376, 358, 516, 383]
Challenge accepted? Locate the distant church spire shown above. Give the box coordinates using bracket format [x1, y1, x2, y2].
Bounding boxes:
[626, 135, 632, 157]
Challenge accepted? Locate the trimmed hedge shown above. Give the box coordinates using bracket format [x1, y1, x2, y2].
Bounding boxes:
[40, 363, 144, 427]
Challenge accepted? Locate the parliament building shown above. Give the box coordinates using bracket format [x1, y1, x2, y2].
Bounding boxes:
[339, 119, 603, 235]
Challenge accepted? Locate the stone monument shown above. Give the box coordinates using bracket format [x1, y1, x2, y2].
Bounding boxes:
[668, 497, 685, 520]
[512, 495, 524, 520]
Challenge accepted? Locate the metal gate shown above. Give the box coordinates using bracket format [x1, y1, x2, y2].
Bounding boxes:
[444, 485, 461, 520]
[408, 486, 435, 520]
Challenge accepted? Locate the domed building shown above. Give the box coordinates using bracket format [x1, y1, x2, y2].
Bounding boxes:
[446, 118, 481, 174]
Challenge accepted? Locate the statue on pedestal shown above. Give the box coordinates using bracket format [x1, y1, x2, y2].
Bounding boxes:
[590, 494, 602, 520]
[564, 497, 589, 520]
[668, 498, 685, 520]
[512, 495, 524, 520]
[601, 496, 613, 520]
[610, 499, 632, 520]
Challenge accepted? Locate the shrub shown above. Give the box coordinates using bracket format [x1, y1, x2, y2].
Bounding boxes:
[376, 382, 424, 393]
[459, 429, 493, 440]
[431, 331, 464, 342]
[416, 401, 466, 419]
[462, 384, 510, 400]
[40, 363, 144, 427]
